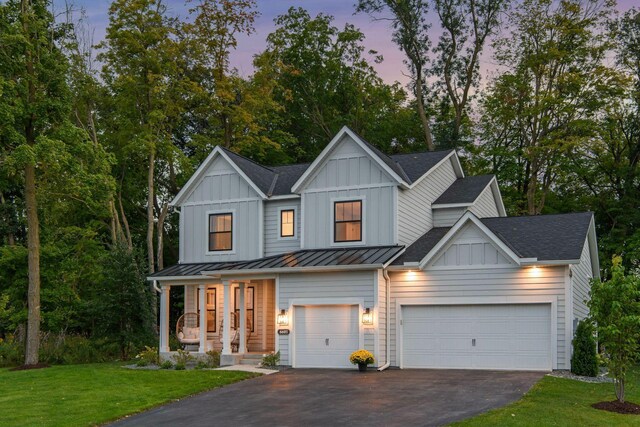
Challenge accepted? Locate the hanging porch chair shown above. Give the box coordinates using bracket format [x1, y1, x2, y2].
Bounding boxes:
[219, 312, 253, 352]
[176, 312, 200, 347]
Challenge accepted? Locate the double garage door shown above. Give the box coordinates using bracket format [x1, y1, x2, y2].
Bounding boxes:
[402, 304, 552, 371]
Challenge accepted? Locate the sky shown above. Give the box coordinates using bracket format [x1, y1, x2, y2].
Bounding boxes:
[64, 0, 637, 88]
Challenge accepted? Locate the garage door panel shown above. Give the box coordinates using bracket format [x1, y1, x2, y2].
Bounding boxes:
[294, 305, 359, 368]
[402, 304, 552, 371]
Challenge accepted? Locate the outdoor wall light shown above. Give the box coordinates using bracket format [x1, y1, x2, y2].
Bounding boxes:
[277, 309, 289, 326]
[530, 266, 541, 277]
[362, 308, 373, 325]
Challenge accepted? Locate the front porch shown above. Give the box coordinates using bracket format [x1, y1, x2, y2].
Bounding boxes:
[159, 278, 276, 366]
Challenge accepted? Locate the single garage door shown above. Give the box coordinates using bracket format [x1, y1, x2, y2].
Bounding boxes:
[402, 304, 551, 370]
[294, 305, 359, 368]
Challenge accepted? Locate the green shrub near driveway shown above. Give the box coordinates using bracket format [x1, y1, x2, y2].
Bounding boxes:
[571, 320, 598, 377]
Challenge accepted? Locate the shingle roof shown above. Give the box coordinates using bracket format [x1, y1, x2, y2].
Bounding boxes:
[270, 163, 311, 196]
[390, 150, 454, 183]
[150, 246, 404, 278]
[393, 212, 593, 265]
[481, 212, 593, 261]
[221, 148, 277, 195]
[434, 175, 495, 205]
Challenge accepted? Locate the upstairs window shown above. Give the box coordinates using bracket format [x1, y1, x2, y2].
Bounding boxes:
[209, 213, 232, 251]
[334, 200, 362, 242]
[280, 209, 295, 237]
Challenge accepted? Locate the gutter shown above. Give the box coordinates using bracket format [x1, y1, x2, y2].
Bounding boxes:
[378, 267, 392, 371]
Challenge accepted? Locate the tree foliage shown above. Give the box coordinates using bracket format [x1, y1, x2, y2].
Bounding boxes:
[588, 256, 640, 403]
[571, 319, 598, 377]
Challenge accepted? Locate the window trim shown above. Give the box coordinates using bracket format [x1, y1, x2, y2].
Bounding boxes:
[331, 198, 365, 245]
[277, 206, 297, 240]
[196, 288, 217, 333]
[234, 286, 255, 332]
[205, 209, 236, 255]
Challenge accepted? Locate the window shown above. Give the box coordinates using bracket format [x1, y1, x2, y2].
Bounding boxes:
[234, 286, 255, 332]
[280, 209, 295, 237]
[208, 213, 232, 251]
[196, 289, 216, 333]
[334, 200, 362, 242]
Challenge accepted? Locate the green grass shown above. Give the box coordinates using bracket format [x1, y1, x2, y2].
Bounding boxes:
[453, 368, 640, 426]
[0, 363, 257, 426]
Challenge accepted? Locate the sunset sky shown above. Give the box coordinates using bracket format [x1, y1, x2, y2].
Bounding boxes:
[67, 0, 638, 88]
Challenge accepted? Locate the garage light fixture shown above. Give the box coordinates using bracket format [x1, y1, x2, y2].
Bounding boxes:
[277, 309, 289, 326]
[362, 308, 373, 325]
[530, 266, 541, 277]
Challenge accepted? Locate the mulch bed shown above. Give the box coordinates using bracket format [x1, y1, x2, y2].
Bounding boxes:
[9, 363, 50, 371]
[592, 400, 640, 415]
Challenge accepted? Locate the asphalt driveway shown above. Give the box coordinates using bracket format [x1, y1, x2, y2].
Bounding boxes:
[111, 369, 543, 427]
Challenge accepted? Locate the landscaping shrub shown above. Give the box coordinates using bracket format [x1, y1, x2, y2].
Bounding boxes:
[135, 346, 159, 366]
[261, 351, 280, 368]
[160, 360, 173, 369]
[572, 320, 598, 377]
[0, 335, 24, 367]
[174, 363, 186, 370]
[205, 350, 220, 368]
[172, 349, 193, 367]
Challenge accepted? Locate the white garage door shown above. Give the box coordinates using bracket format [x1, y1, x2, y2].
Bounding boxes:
[402, 304, 551, 371]
[294, 305, 359, 368]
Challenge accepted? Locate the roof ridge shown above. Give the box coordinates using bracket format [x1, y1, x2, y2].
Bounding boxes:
[481, 211, 593, 220]
[219, 146, 276, 173]
[390, 148, 455, 157]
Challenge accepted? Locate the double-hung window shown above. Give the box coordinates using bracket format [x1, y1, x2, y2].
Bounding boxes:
[334, 200, 362, 242]
[209, 213, 232, 251]
[280, 209, 295, 238]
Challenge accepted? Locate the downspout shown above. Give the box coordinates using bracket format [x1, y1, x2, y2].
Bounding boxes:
[378, 267, 392, 371]
[153, 280, 161, 293]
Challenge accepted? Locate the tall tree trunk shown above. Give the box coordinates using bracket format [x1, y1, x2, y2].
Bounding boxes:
[156, 201, 169, 271]
[22, 0, 41, 367]
[415, 67, 435, 151]
[147, 150, 155, 274]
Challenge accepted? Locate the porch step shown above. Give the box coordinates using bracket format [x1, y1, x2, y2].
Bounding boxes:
[239, 358, 261, 366]
[243, 353, 265, 360]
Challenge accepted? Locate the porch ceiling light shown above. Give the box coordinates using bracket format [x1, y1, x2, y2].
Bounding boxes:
[362, 308, 373, 325]
[277, 309, 289, 326]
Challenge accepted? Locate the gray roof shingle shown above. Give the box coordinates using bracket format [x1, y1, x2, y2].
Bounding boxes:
[434, 175, 495, 205]
[393, 212, 593, 265]
[390, 150, 454, 183]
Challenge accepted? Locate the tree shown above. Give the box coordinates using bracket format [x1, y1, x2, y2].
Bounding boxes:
[475, 0, 622, 215]
[356, 0, 435, 151]
[431, 0, 509, 147]
[588, 256, 640, 403]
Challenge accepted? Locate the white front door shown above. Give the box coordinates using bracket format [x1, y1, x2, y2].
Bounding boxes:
[402, 304, 552, 371]
[294, 305, 359, 368]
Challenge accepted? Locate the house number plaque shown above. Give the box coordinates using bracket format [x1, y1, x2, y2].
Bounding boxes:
[277, 329, 290, 335]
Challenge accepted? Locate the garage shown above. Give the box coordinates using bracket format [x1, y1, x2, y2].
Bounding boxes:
[401, 304, 552, 371]
[294, 305, 360, 368]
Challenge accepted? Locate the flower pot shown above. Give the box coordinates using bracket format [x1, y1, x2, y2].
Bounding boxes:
[358, 363, 367, 372]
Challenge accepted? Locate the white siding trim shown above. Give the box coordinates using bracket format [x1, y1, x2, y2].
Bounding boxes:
[258, 200, 264, 258]
[565, 266, 574, 369]
[302, 182, 395, 194]
[182, 197, 261, 207]
[274, 274, 280, 353]
[394, 295, 558, 370]
[393, 186, 399, 245]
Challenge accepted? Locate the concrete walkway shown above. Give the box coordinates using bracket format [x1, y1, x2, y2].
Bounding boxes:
[111, 369, 543, 427]
[213, 364, 277, 375]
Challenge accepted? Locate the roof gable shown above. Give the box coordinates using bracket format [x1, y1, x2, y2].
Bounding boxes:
[291, 126, 410, 192]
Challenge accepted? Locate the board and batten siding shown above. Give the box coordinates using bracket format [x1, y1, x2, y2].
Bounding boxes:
[469, 186, 500, 218]
[388, 265, 570, 369]
[264, 199, 301, 256]
[431, 223, 513, 267]
[301, 136, 397, 249]
[397, 158, 458, 245]
[277, 271, 378, 366]
[179, 155, 262, 263]
[572, 238, 593, 322]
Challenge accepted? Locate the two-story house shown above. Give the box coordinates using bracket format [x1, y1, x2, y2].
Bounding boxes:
[150, 126, 599, 371]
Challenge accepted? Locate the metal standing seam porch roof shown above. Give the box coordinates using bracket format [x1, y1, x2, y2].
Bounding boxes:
[149, 245, 404, 279]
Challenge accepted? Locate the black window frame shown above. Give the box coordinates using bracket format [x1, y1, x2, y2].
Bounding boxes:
[234, 286, 255, 332]
[208, 212, 233, 252]
[280, 209, 296, 238]
[334, 200, 363, 243]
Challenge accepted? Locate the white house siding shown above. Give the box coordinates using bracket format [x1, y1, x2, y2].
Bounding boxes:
[433, 207, 467, 227]
[432, 224, 514, 267]
[572, 238, 593, 322]
[397, 158, 458, 245]
[469, 186, 500, 218]
[264, 199, 301, 256]
[388, 266, 569, 369]
[181, 200, 261, 263]
[277, 271, 377, 366]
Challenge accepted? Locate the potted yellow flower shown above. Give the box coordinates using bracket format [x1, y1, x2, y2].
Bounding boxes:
[349, 349, 375, 372]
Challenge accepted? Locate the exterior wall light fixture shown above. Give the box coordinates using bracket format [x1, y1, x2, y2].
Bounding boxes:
[362, 308, 374, 325]
[277, 309, 289, 326]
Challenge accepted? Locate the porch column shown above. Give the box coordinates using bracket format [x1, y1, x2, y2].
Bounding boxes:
[238, 282, 246, 354]
[198, 284, 207, 353]
[222, 280, 232, 355]
[159, 285, 170, 353]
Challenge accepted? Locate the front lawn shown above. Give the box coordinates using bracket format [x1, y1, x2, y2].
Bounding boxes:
[454, 368, 640, 426]
[0, 363, 257, 426]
